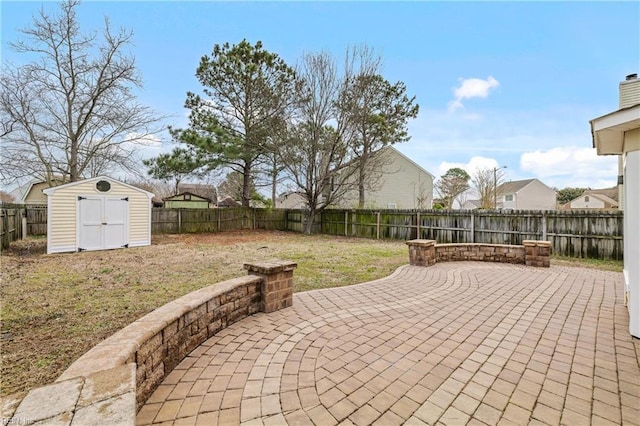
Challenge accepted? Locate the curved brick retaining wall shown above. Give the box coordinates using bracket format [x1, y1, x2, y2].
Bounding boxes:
[4, 260, 296, 425]
[407, 239, 551, 268]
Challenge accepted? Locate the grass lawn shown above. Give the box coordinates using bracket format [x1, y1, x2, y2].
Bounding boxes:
[0, 230, 623, 397]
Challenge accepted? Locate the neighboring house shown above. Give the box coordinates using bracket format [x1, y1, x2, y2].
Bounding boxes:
[497, 178, 556, 211]
[562, 187, 619, 210]
[163, 192, 211, 209]
[335, 146, 434, 209]
[177, 183, 217, 206]
[461, 199, 482, 210]
[218, 197, 241, 208]
[276, 192, 308, 209]
[273, 147, 434, 210]
[591, 73, 640, 338]
[9, 178, 65, 204]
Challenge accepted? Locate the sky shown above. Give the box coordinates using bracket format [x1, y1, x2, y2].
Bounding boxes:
[2, 0, 639, 191]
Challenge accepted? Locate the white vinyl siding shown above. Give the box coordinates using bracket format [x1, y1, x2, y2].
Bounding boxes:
[24, 182, 51, 204]
[619, 78, 640, 109]
[570, 196, 606, 209]
[338, 147, 434, 209]
[502, 180, 556, 211]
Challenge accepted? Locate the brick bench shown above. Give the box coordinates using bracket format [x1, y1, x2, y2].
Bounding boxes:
[407, 240, 551, 268]
[4, 260, 296, 425]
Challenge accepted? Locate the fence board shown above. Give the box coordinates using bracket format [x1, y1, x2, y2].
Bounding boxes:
[26, 205, 47, 235]
[152, 209, 179, 234]
[1, 206, 23, 250]
[254, 209, 286, 230]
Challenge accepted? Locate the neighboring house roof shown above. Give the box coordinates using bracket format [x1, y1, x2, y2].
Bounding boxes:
[163, 192, 211, 203]
[276, 191, 308, 209]
[218, 197, 241, 207]
[8, 181, 31, 202]
[177, 183, 217, 202]
[9, 177, 66, 202]
[588, 193, 619, 207]
[583, 187, 618, 202]
[563, 193, 619, 209]
[462, 200, 482, 209]
[497, 179, 538, 194]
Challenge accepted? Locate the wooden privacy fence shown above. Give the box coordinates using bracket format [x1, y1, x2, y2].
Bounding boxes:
[26, 205, 47, 235]
[152, 208, 254, 234]
[10, 205, 624, 260]
[0, 206, 23, 250]
[311, 209, 624, 260]
[151, 208, 288, 234]
[1, 203, 47, 250]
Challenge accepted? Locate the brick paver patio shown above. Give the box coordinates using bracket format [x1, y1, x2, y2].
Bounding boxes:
[137, 262, 640, 425]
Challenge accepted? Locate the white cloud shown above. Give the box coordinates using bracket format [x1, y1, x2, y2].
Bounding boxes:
[520, 146, 617, 188]
[448, 76, 499, 111]
[438, 156, 500, 176]
[397, 104, 616, 190]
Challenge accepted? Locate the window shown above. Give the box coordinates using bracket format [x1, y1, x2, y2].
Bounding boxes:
[504, 194, 514, 202]
[96, 180, 111, 192]
[184, 194, 191, 200]
[584, 196, 590, 202]
[387, 203, 397, 209]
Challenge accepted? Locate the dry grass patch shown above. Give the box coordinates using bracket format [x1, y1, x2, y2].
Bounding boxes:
[0, 230, 406, 396]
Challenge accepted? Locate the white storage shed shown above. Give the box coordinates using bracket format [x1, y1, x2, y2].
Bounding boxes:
[43, 176, 154, 254]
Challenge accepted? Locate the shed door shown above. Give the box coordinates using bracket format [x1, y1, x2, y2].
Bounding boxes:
[78, 196, 128, 251]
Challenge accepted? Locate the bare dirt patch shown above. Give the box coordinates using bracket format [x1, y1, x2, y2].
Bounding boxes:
[1, 230, 407, 396]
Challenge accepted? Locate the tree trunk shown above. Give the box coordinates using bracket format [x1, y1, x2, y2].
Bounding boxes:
[271, 170, 277, 208]
[70, 136, 79, 182]
[357, 156, 367, 209]
[242, 162, 252, 207]
[303, 208, 315, 235]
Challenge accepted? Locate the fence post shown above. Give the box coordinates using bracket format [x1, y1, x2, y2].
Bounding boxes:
[178, 210, 182, 234]
[1, 210, 5, 250]
[542, 211, 547, 241]
[470, 211, 475, 243]
[344, 210, 348, 236]
[376, 212, 381, 240]
[416, 212, 421, 239]
[21, 209, 27, 240]
[351, 210, 357, 237]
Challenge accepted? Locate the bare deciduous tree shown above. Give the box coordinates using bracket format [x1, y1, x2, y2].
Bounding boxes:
[276, 52, 358, 233]
[472, 167, 506, 209]
[0, 0, 163, 186]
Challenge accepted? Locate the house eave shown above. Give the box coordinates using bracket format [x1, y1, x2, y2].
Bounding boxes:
[591, 104, 640, 155]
